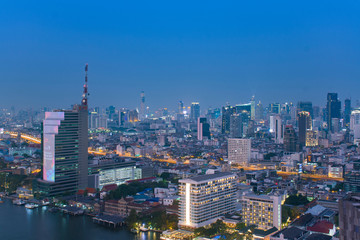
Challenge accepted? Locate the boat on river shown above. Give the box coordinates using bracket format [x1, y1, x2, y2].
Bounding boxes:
[25, 203, 39, 209]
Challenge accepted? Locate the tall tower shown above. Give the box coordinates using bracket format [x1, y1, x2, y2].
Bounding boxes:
[36, 64, 89, 197]
[190, 102, 200, 121]
[326, 93, 341, 132]
[140, 91, 145, 120]
[298, 111, 312, 148]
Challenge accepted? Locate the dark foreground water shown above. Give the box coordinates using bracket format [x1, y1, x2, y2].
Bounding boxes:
[0, 199, 159, 240]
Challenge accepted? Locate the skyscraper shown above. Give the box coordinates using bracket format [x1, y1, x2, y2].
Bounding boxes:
[230, 113, 242, 138]
[36, 64, 89, 197]
[178, 172, 237, 229]
[284, 125, 298, 152]
[221, 105, 235, 134]
[190, 102, 200, 121]
[270, 115, 283, 144]
[297, 101, 313, 118]
[140, 91, 145, 120]
[228, 138, 251, 166]
[326, 93, 341, 132]
[344, 98, 351, 127]
[298, 111, 312, 148]
[178, 100, 184, 114]
[197, 117, 210, 141]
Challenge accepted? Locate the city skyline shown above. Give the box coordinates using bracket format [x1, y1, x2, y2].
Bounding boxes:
[1, 1, 360, 109]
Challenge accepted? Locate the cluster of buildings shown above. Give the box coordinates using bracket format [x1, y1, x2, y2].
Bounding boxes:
[2, 67, 360, 239]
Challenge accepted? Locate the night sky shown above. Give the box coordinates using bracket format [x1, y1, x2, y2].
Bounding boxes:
[1, 0, 360, 111]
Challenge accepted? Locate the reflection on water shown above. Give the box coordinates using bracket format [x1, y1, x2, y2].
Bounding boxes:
[0, 199, 160, 240]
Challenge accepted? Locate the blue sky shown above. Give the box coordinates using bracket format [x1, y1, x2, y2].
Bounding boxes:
[1, 0, 360, 111]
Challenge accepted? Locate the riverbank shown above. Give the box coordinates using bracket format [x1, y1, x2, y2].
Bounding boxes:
[0, 199, 160, 240]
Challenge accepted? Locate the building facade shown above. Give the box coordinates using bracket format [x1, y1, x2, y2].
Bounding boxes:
[242, 193, 282, 230]
[178, 172, 237, 228]
[228, 138, 251, 166]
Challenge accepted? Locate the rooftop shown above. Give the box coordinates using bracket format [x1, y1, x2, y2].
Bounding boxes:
[179, 172, 236, 183]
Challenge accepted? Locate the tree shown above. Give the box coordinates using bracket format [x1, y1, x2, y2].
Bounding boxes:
[126, 209, 138, 229]
[284, 194, 309, 206]
[236, 222, 246, 231]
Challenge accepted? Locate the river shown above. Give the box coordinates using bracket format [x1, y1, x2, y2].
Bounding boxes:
[0, 199, 160, 240]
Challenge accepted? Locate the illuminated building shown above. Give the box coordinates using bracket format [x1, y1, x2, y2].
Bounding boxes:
[350, 109, 360, 141]
[270, 115, 283, 144]
[190, 102, 200, 121]
[88, 160, 141, 189]
[306, 130, 318, 147]
[297, 101, 313, 118]
[222, 105, 235, 134]
[298, 111, 312, 148]
[228, 138, 251, 166]
[241, 193, 282, 230]
[34, 64, 89, 197]
[178, 172, 237, 228]
[328, 165, 343, 178]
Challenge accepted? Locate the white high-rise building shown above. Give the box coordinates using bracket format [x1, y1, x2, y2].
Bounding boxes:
[270, 115, 283, 144]
[350, 109, 360, 141]
[178, 172, 237, 228]
[242, 193, 282, 230]
[228, 138, 251, 166]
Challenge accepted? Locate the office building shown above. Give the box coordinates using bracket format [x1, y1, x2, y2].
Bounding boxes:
[242, 193, 282, 230]
[306, 130, 318, 147]
[228, 138, 251, 166]
[178, 172, 237, 228]
[35, 64, 89, 197]
[297, 101, 313, 118]
[298, 111, 312, 148]
[230, 113, 242, 138]
[190, 102, 200, 121]
[178, 100, 184, 114]
[270, 103, 281, 114]
[221, 105, 235, 134]
[284, 125, 298, 152]
[350, 109, 360, 141]
[326, 93, 341, 132]
[88, 159, 141, 189]
[197, 117, 210, 141]
[339, 193, 360, 240]
[344, 98, 351, 126]
[270, 115, 283, 144]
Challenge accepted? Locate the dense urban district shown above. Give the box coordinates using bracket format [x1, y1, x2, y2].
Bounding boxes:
[1, 67, 360, 240]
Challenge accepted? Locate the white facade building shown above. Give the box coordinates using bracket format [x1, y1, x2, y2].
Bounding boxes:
[228, 138, 251, 166]
[350, 109, 360, 142]
[242, 193, 282, 230]
[178, 172, 237, 228]
[270, 115, 283, 144]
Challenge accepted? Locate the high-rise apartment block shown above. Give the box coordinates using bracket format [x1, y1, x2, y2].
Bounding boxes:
[228, 138, 251, 166]
[178, 172, 237, 228]
[242, 193, 282, 230]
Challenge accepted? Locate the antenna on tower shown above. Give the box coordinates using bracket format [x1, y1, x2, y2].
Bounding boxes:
[81, 63, 88, 108]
